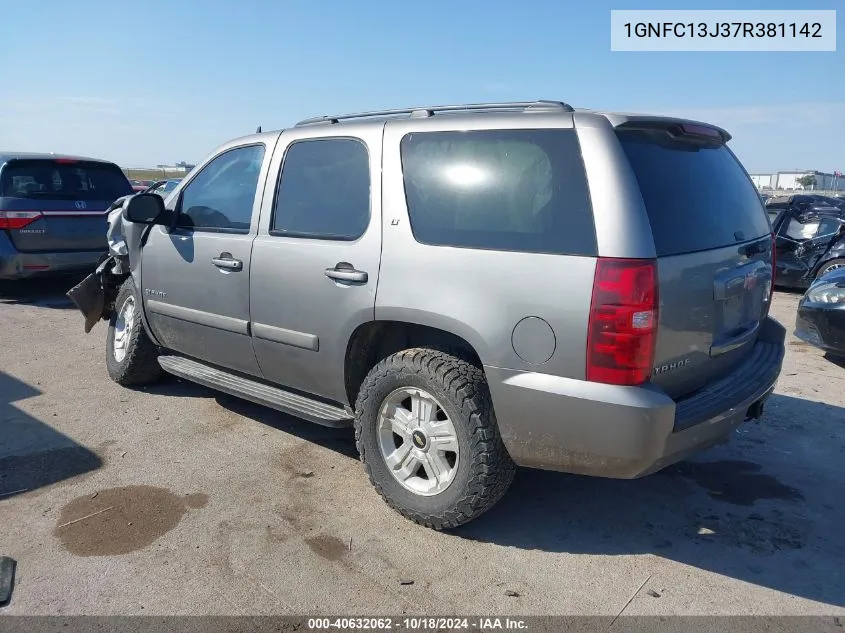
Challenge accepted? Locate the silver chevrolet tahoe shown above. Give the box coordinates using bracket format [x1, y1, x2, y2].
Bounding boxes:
[69, 100, 785, 530]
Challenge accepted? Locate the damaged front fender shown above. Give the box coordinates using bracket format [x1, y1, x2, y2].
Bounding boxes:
[66, 256, 126, 334]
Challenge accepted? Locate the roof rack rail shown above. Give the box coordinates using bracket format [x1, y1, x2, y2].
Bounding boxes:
[295, 100, 574, 126]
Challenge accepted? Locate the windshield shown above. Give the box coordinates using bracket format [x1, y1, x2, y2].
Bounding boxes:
[0, 159, 134, 201]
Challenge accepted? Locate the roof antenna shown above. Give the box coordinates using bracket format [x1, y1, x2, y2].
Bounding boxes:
[255, 125, 262, 133]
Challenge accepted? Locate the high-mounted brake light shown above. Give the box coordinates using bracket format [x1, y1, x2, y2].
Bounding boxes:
[54, 158, 77, 164]
[0, 211, 43, 230]
[679, 123, 722, 139]
[586, 258, 658, 386]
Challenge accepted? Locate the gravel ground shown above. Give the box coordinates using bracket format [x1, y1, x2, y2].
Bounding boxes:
[0, 280, 843, 616]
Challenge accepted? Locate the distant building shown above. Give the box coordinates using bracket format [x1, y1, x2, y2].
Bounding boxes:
[154, 162, 195, 173]
[749, 170, 845, 192]
[749, 174, 777, 190]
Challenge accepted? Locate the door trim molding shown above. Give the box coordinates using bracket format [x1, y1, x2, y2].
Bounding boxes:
[252, 322, 319, 351]
[147, 300, 249, 335]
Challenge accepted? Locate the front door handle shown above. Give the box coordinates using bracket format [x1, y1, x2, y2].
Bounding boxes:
[325, 262, 368, 283]
[212, 253, 243, 271]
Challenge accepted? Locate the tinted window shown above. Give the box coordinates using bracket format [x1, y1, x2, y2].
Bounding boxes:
[617, 130, 771, 256]
[400, 129, 595, 255]
[816, 217, 843, 239]
[178, 145, 264, 232]
[1, 159, 133, 201]
[272, 138, 370, 240]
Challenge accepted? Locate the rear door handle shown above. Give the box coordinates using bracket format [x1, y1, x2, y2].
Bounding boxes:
[325, 262, 368, 283]
[212, 253, 243, 271]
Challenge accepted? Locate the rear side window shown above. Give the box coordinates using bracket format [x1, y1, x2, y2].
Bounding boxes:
[272, 138, 370, 240]
[617, 130, 770, 256]
[0, 159, 133, 201]
[783, 216, 844, 241]
[399, 129, 596, 256]
[783, 217, 821, 240]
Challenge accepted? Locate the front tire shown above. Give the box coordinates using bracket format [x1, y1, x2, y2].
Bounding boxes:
[105, 278, 161, 386]
[354, 348, 515, 530]
[816, 258, 845, 279]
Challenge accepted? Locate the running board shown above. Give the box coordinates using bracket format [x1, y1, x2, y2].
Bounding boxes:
[157, 355, 353, 428]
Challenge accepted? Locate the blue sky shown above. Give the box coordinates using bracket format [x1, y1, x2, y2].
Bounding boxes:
[0, 0, 841, 173]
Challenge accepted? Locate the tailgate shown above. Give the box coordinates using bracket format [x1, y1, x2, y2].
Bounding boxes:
[0, 158, 132, 253]
[654, 239, 773, 398]
[2, 198, 111, 252]
[616, 124, 774, 399]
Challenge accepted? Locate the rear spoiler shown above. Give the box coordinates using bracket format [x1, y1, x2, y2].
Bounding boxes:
[615, 119, 730, 145]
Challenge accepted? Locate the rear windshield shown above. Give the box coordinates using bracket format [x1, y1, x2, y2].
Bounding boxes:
[0, 159, 134, 201]
[617, 130, 771, 256]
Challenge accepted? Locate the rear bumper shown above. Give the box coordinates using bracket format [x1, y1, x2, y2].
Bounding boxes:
[795, 301, 845, 356]
[486, 317, 786, 478]
[0, 232, 104, 280]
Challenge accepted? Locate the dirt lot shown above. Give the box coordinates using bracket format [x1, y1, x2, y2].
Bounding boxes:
[1, 281, 844, 616]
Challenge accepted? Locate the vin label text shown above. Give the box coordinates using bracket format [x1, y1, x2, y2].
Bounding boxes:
[611, 10, 836, 51]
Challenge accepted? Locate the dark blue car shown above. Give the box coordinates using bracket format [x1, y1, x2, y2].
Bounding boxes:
[795, 266, 845, 358]
[0, 153, 134, 282]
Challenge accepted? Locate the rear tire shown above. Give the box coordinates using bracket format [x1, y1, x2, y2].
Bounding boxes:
[354, 348, 515, 530]
[816, 258, 845, 279]
[105, 277, 161, 386]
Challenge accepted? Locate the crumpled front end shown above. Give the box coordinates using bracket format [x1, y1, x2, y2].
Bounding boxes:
[66, 195, 134, 333]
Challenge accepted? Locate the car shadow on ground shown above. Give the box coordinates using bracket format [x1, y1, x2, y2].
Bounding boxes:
[131, 375, 844, 606]
[774, 286, 806, 295]
[0, 276, 83, 309]
[218, 395, 359, 459]
[824, 353, 845, 368]
[137, 376, 358, 459]
[0, 372, 102, 499]
[457, 393, 845, 607]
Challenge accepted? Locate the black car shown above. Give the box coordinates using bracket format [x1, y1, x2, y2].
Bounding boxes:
[766, 195, 845, 289]
[795, 267, 845, 358]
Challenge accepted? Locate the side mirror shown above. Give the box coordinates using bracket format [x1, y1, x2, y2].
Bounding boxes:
[123, 193, 166, 225]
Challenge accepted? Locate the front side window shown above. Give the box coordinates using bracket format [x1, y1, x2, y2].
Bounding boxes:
[815, 217, 843, 240]
[399, 129, 596, 256]
[178, 144, 265, 232]
[272, 138, 370, 240]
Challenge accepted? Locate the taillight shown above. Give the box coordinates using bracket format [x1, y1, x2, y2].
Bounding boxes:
[0, 211, 42, 230]
[586, 258, 658, 386]
[771, 232, 777, 284]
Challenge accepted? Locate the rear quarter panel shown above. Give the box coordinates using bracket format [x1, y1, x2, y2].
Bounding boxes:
[378, 114, 596, 379]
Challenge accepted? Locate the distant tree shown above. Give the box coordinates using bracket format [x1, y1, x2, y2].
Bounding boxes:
[797, 174, 817, 189]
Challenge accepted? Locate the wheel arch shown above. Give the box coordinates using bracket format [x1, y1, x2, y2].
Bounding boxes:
[344, 320, 485, 408]
[812, 254, 845, 278]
